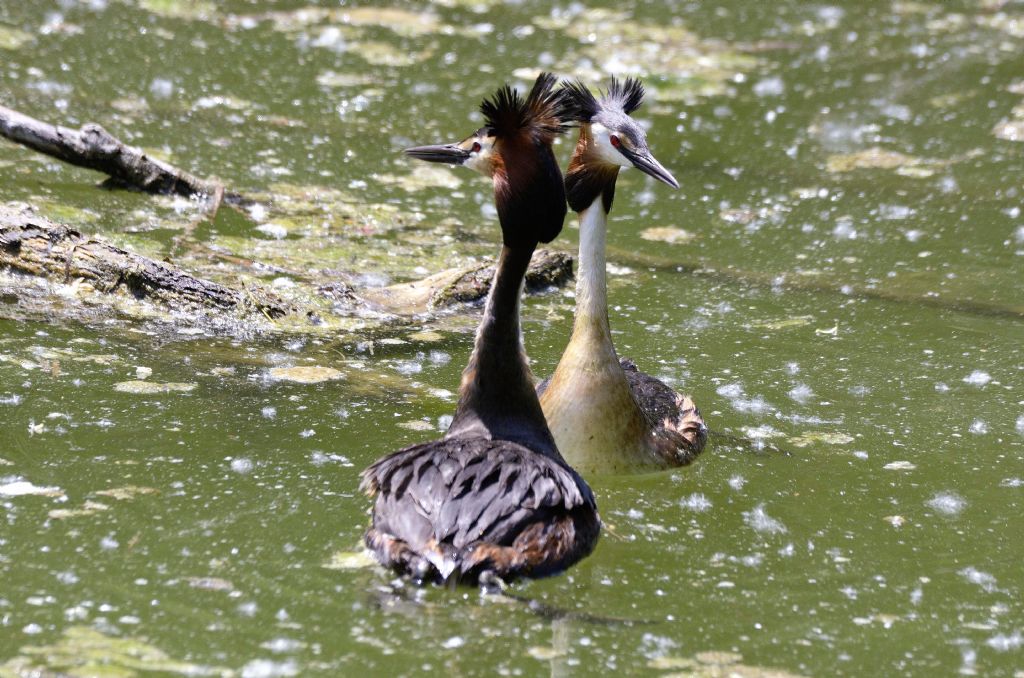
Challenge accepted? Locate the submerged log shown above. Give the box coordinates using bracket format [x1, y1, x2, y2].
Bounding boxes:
[0, 205, 289, 320]
[364, 249, 573, 313]
[0, 104, 231, 206]
[0, 204, 575, 335]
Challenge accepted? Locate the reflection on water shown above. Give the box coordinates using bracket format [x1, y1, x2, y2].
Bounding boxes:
[1, 0, 1023, 675]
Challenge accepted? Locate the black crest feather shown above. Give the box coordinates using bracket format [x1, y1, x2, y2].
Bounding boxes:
[479, 72, 572, 141]
[606, 76, 645, 115]
[562, 76, 646, 122]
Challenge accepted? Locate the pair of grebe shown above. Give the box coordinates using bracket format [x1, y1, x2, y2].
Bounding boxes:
[360, 73, 705, 585]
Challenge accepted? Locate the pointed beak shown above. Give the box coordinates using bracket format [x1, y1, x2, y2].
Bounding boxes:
[620, 147, 679, 189]
[403, 143, 471, 165]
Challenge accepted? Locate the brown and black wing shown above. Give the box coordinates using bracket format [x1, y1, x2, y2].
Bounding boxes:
[619, 358, 708, 465]
[360, 438, 599, 584]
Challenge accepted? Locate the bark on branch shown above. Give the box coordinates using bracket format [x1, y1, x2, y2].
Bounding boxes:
[0, 205, 288, 320]
[0, 104, 232, 205]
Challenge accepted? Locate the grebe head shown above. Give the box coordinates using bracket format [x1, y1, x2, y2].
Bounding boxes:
[405, 72, 572, 247]
[404, 128, 497, 177]
[563, 77, 679, 188]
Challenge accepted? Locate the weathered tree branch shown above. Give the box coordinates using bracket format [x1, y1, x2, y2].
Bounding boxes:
[0, 204, 575, 335]
[0, 205, 288, 320]
[0, 104, 234, 206]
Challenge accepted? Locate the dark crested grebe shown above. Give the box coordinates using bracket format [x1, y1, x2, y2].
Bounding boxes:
[360, 74, 599, 585]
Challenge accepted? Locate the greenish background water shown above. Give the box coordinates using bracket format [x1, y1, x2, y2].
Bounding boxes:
[1, 1, 1023, 675]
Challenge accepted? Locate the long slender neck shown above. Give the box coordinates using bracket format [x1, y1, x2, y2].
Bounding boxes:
[446, 243, 560, 459]
[574, 199, 611, 332]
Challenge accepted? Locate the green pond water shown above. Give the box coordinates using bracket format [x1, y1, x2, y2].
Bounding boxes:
[2, 0, 1024, 675]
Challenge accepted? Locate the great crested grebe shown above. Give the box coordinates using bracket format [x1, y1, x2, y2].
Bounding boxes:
[538, 77, 708, 474]
[360, 73, 599, 586]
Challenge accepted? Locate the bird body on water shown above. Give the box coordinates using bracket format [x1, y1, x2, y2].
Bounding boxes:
[361, 74, 599, 586]
[539, 78, 708, 475]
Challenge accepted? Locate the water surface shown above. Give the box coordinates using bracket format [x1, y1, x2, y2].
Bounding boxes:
[1, 0, 1023, 675]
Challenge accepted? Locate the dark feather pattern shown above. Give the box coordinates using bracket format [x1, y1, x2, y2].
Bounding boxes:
[619, 358, 708, 465]
[535, 359, 708, 467]
[606, 76, 645, 115]
[479, 72, 572, 142]
[562, 76, 646, 122]
[360, 438, 599, 584]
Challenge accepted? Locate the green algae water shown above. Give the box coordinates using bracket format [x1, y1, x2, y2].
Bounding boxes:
[2, 1, 1023, 675]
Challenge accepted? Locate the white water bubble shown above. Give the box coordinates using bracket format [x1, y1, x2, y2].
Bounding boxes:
[261, 406, 277, 419]
[728, 474, 747, 491]
[230, 458, 254, 475]
[743, 503, 787, 534]
[441, 636, 465, 649]
[987, 632, 1023, 652]
[927, 491, 966, 516]
[832, 218, 857, 240]
[428, 350, 451, 366]
[1016, 414, 1024, 435]
[753, 76, 785, 97]
[959, 566, 998, 593]
[679, 493, 712, 512]
[968, 420, 988, 435]
[963, 370, 991, 386]
[149, 78, 174, 99]
[788, 384, 813, 404]
[241, 659, 299, 678]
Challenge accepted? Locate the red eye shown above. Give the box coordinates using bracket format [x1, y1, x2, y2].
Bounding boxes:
[471, 142, 482, 153]
[610, 135, 621, 148]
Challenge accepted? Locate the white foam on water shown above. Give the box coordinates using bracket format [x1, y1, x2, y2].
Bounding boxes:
[743, 503, 787, 534]
[679, 493, 712, 512]
[963, 370, 991, 386]
[958, 566, 997, 593]
[927, 491, 966, 516]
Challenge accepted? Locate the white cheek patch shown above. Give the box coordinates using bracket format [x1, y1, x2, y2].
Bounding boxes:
[464, 144, 495, 178]
[464, 144, 494, 177]
[590, 122, 631, 168]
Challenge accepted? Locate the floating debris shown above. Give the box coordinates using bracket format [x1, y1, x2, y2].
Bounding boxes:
[48, 501, 111, 520]
[0, 480, 65, 498]
[648, 649, 807, 677]
[267, 366, 344, 384]
[397, 420, 433, 432]
[135, 0, 217, 21]
[789, 431, 854, 447]
[751, 316, 814, 331]
[374, 164, 463, 192]
[322, 549, 376, 571]
[0, 625, 226, 676]
[94, 486, 160, 501]
[884, 515, 907, 528]
[113, 380, 196, 394]
[825, 147, 946, 177]
[639, 227, 697, 245]
[186, 576, 234, 592]
[0, 24, 34, 50]
[884, 461, 916, 471]
[527, 646, 565, 661]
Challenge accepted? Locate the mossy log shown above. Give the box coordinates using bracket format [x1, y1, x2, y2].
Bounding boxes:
[366, 249, 573, 312]
[0, 205, 574, 335]
[0, 205, 289, 320]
